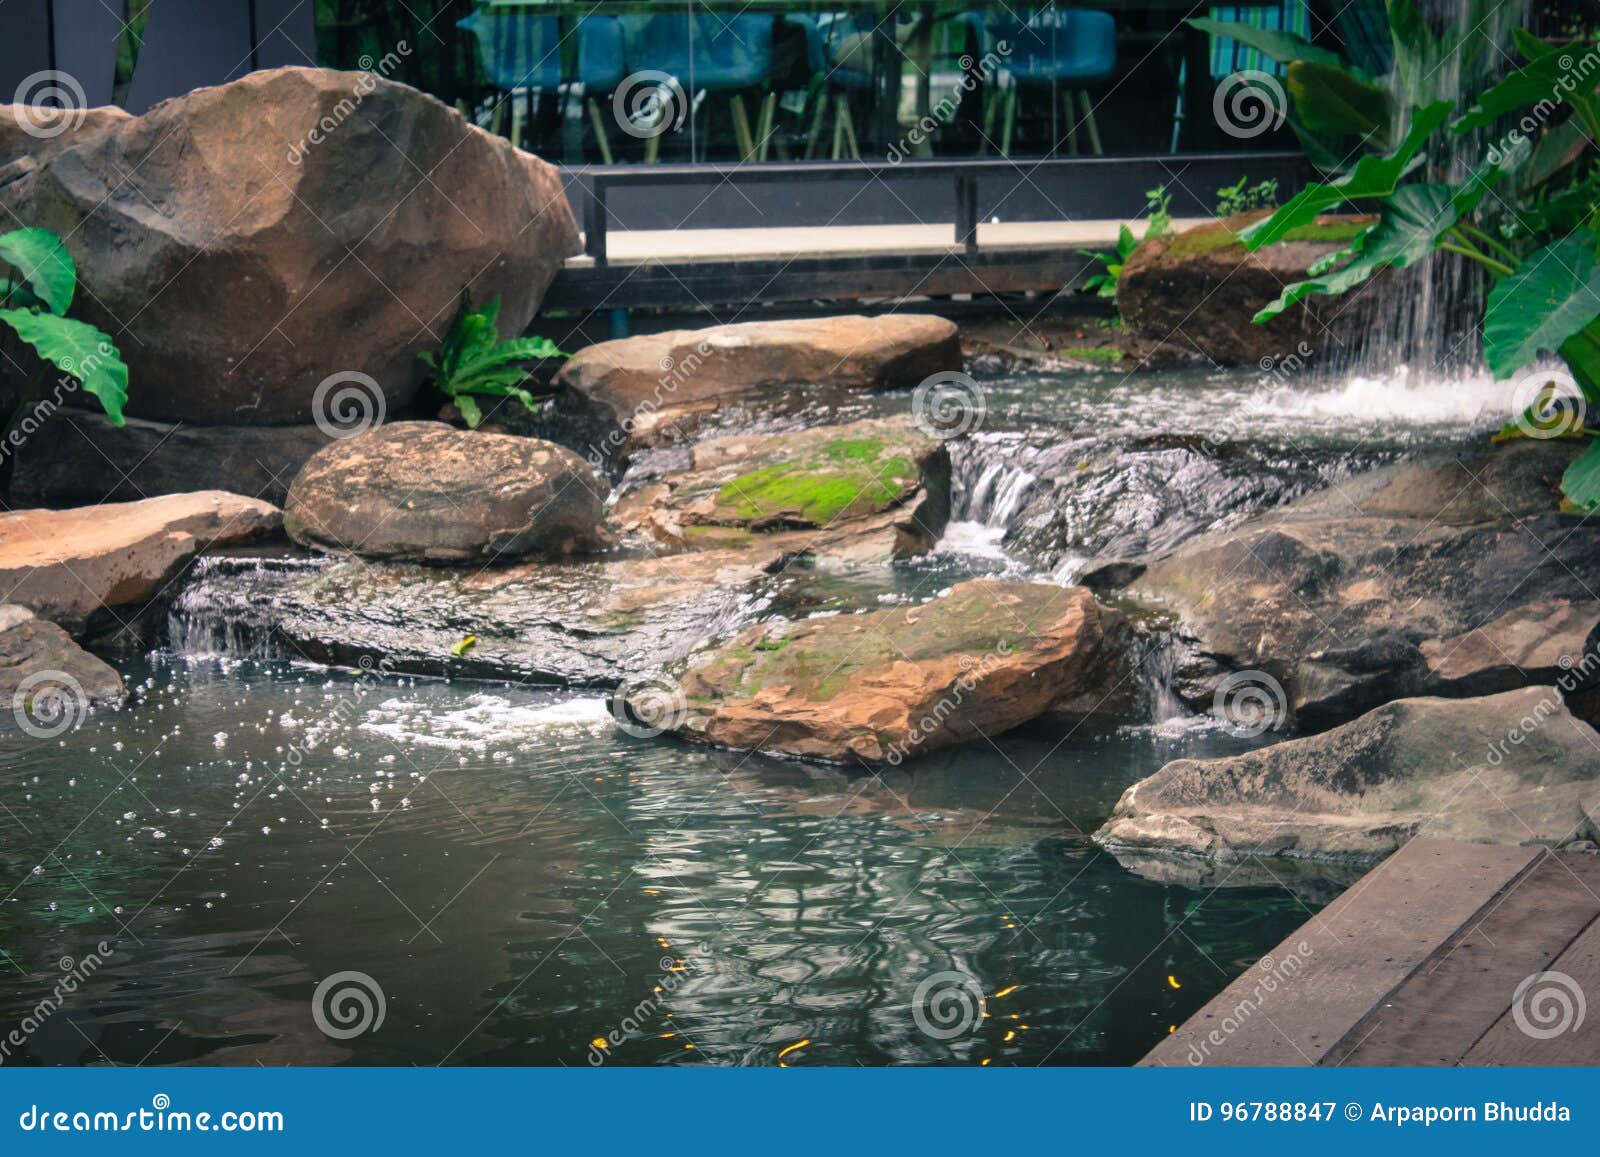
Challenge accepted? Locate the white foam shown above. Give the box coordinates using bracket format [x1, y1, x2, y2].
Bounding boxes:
[1252, 368, 1512, 428]
[361, 694, 612, 751]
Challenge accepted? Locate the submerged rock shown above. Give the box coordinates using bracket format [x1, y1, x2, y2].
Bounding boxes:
[540, 315, 961, 467]
[0, 492, 281, 632]
[613, 417, 950, 559]
[1096, 687, 1600, 865]
[1117, 212, 1375, 366]
[284, 422, 606, 563]
[1118, 440, 1600, 728]
[639, 580, 1130, 764]
[1, 67, 578, 424]
[0, 605, 123, 722]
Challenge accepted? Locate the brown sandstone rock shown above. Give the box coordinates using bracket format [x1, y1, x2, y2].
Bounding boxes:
[283, 422, 605, 563]
[0, 68, 578, 424]
[0, 606, 123, 725]
[0, 492, 281, 631]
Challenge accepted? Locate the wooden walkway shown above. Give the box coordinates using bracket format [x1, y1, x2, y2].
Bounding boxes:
[1143, 838, 1600, 1067]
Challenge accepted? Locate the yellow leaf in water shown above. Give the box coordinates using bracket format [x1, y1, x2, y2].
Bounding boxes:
[451, 635, 478, 656]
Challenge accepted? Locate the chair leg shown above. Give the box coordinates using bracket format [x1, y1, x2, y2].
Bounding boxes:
[1000, 87, 1017, 157]
[490, 97, 507, 139]
[831, 94, 846, 160]
[838, 100, 859, 160]
[645, 128, 662, 164]
[1078, 89, 1104, 155]
[980, 86, 999, 155]
[731, 94, 756, 161]
[756, 91, 777, 162]
[804, 82, 828, 159]
[1063, 89, 1079, 155]
[586, 97, 615, 165]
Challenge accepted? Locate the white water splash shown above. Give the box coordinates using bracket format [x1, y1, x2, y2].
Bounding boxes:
[361, 694, 612, 751]
[1251, 367, 1512, 429]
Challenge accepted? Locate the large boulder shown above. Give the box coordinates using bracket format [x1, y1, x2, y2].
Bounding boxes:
[1118, 440, 1600, 729]
[1, 605, 124, 729]
[0, 492, 281, 632]
[632, 580, 1130, 764]
[540, 315, 961, 467]
[283, 422, 606, 563]
[1096, 688, 1600, 865]
[1118, 212, 1375, 366]
[612, 417, 949, 559]
[11, 411, 332, 507]
[0, 68, 578, 424]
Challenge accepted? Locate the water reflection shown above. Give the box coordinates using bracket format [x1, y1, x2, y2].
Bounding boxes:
[0, 656, 1331, 1067]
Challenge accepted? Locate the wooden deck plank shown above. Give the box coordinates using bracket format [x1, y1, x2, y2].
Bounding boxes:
[1140, 839, 1542, 1067]
[1462, 908, 1600, 1065]
[1323, 854, 1600, 1066]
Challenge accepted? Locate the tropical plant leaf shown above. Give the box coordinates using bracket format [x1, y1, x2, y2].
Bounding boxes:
[454, 393, 484, 428]
[1560, 437, 1600, 512]
[1558, 318, 1600, 407]
[1453, 47, 1598, 133]
[1385, 0, 1441, 107]
[1483, 233, 1600, 379]
[0, 278, 47, 312]
[1253, 184, 1457, 322]
[1286, 61, 1395, 142]
[0, 228, 74, 316]
[1185, 17, 1345, 70]
[422, 294, 566, 421]
[1526, 117, 1594, 188]
[1239, 101, 1452, 248]
[0, 309, 128, 424]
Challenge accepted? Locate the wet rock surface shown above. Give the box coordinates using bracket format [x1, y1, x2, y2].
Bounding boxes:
[638, 580, 1131, 764]
[0, 491, 282, 632]
[539, 315, 960, 467]
[1097, 687, 1600, 865]
[284, 422, 607, 563]
[1113, 440, 1600, 729]
[0, 605, 124, 718]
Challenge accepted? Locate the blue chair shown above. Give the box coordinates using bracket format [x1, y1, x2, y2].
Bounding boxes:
[789, 13, 873, 159]
[623, 12, 776, 160]
[458, 8, 625, 161]
[983, 8, 1116, 156]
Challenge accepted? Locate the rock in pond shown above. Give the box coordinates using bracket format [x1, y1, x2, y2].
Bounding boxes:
[11, 411, 333, 507]
[0, 67, 578, 424]
[0, 492, 281, 633]
[0, 605, 123, 727]
[613, 417, 950, 559]
[631, 581, 1130, 764]
[1096, 687, 1600, 866]
[284, 422, 606, 564]
[1118, 440, 1600, 729]
[540, 315, 961, 467]
[1117, 212, 1375, 366]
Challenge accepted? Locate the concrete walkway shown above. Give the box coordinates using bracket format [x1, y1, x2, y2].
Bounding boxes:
[1144, 838, 1600, 1067]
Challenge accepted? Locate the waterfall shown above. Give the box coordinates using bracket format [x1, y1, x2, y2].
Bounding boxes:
[166, 555, 320, 659]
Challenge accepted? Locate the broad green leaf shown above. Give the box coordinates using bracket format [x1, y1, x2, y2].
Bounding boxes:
[1253, 185, 1457, 322]
[0, 279, 46, 312]
[0, 309, 128, 424]
[1240, 101, 1452, 249]
[1185, 17, 1345, 70]
[1558, 318, 1600, 406]
[1526, 118, 1594, 188]
[1286, 61, 1394, 142]
[1454, 49, 1597, 132]
[1560, 437, 1600, 511]
[1115, 224, 1137, 262]
[1385, 0, 1439, 107]
[1483, 233, 1600, 379]
[454, 393, 483, 428]
[1512, 28, 1560, 61]
[0, 228, 74, 316]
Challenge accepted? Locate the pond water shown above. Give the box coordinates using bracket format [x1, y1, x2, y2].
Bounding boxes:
[0, 360, 1517, 1067]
